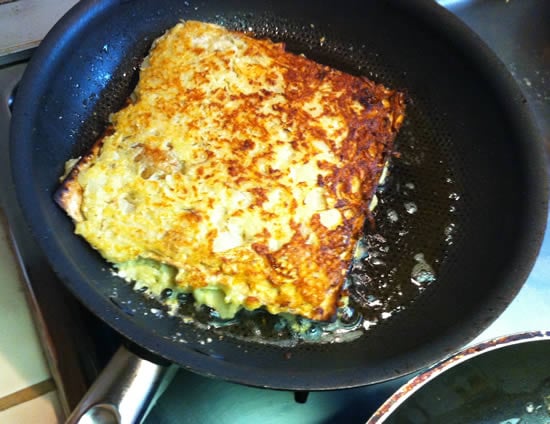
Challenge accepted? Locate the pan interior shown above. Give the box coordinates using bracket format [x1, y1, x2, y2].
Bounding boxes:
[95, 14, 463, 346]
[11, 0, 544, 388]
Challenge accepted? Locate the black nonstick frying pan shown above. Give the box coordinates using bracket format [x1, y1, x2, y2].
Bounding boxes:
[9, 0, 548, 421]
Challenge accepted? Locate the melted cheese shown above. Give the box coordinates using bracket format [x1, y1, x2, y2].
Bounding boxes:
[57, 21, 405, 321]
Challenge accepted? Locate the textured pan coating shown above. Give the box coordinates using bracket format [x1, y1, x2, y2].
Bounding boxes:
[56, 20, 405, 321]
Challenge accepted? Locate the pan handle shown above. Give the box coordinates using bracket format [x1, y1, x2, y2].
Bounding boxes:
[65, 345, 177, 424]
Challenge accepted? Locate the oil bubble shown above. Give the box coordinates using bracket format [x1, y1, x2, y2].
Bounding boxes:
[366, 295, 382, 307]
[363, 320, 377, 330]
[525, 402, 535, 413]
[444, 223, 456, 236]
[387, 209, 399, 222]
[370, 257, 386, 267]
[444, 223, 456, 244]
[411, 253, 436, 287]
[150, 308, 163, 317]
[404, 202, 418, 214]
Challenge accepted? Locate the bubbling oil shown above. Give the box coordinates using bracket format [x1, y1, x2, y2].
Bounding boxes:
[120, 16, 463, 346]
[130, 141, 462, 346]
[121, 103, 463, 346]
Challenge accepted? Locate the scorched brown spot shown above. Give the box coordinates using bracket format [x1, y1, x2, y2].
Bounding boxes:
[249, 187, 268, 206]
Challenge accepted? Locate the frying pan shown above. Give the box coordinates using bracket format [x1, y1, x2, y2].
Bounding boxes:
[9, 0, 548, 422]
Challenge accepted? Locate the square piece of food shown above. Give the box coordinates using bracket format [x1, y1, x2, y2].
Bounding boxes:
[56, 20, 405, 321]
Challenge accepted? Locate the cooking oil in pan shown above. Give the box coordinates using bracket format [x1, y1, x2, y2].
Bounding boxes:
[98, 16, 464, 346]
[123, 115, 463, 347]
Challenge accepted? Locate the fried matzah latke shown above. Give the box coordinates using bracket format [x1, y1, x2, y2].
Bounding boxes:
[56, 20, 405, 321]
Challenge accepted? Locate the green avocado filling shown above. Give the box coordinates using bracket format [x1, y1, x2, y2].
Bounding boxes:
[115, 258, 242, 319]
[193, 287, 242, 319]
[116, 258, 177, 292]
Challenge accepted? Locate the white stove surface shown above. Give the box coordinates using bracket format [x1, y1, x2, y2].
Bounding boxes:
[0, 0, 78, 63]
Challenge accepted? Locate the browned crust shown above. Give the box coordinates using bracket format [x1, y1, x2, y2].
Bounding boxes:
[56, 21, 406, 321]
[55, 130, 110, 221]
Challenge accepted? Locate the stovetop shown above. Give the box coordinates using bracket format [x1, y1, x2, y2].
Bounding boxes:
[0, 1, 548, 423]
